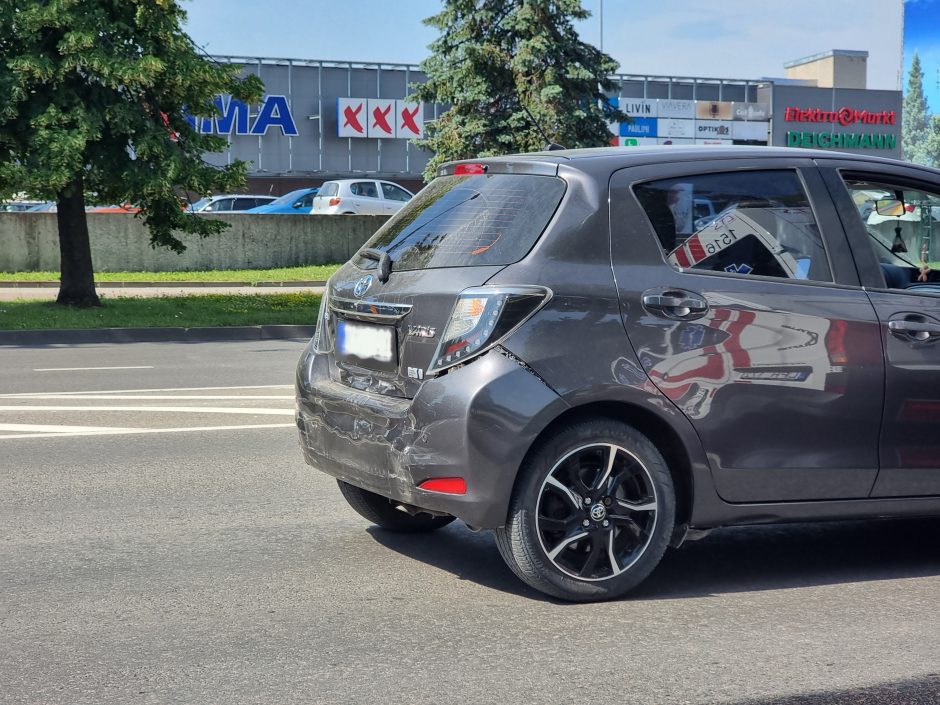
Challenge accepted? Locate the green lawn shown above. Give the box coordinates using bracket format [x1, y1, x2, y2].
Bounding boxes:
[0, 293, 322, 330]
[0, 264, 342, 283]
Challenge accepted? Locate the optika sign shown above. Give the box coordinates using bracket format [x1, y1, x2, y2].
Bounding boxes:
[185, 95, 299, 136]
[783, 106, 897, 126]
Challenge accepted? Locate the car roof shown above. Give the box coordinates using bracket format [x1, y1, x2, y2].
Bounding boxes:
[442, 145, 940, 180]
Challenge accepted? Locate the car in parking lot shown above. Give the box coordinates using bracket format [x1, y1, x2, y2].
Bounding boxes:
[296, 146, 940, 602]
[187, 195, 276, 212]
[311, 179, 413, 215]
[245, 188, 319, 214]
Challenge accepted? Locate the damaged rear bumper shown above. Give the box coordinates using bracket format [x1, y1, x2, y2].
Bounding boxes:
[296, 349, 568, 529]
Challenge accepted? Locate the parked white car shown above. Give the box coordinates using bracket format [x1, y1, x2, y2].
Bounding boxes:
[311, 179, 413, 215]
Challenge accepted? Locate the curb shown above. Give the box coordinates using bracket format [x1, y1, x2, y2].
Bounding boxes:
[0, 324, 317, 346]
[0, 280, 327, 288]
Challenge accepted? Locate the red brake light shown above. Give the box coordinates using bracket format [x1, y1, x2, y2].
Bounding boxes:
[454, 163, 487, 175]
[329, 197, 341, 206]
[418, 477, 467, 495]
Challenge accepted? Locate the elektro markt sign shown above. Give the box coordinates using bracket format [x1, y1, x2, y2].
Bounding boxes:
[185, 95, 299, 136]
[784, 105, 898, 150]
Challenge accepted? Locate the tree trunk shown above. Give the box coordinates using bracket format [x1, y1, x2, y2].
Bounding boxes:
[55, 175, 100, 307]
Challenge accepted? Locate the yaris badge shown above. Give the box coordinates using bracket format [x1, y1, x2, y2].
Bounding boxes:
[353, 275, 373, 297]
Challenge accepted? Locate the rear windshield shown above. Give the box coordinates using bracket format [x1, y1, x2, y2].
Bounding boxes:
[319, 182, 338, 197]
[354, 174, 566, 271]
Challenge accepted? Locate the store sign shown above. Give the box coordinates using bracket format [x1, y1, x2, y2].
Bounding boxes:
[186, 95, 299, 136]
[696, 101, 733, 120]
[732, 102, 769, 121]
[695, 120, 732, 138]
[620, 117, 657, 138]
[339, 98, 424, 138]
[786, 131, 898, 150]
[784, 106, 897, 126]
[658, 118, 695, 138]
[659, 99, 695, 119]
[732, 121, 770, 141]
[620, 99, 658, 118]
[620, 137, 658, 146]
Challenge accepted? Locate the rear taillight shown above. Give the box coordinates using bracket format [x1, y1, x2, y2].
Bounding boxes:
[428, 286, 551, 375]
[329, 197, 341, 207]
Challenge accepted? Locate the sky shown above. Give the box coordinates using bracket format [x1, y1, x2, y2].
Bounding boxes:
[904, 0, 940, 109]
[183, 0, 905, 90]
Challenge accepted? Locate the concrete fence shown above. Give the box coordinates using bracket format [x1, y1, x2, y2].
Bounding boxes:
[0, 213, 390, 272]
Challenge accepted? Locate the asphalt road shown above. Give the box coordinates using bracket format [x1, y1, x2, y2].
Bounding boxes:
[2, 340, 939, 705]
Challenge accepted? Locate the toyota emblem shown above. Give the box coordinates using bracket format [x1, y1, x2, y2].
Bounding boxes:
[353, 275, 373, 298]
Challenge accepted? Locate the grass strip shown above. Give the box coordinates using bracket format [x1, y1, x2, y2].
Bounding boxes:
[0, 264, 343, 283]
[0, 293, 322, 330]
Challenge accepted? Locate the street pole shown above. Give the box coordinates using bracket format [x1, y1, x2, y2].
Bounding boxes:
[599, 0, 604, 52]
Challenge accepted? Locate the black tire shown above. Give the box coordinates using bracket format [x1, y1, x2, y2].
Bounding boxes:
[495, 418, 675, 602]
[337, 480, 455, 533]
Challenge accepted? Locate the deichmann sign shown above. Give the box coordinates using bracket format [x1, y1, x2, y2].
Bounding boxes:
[783, 103, 898, 151]
[784, 106, 897, 126]
[186, 95, 299, 136]
[787, 131, 898, 150]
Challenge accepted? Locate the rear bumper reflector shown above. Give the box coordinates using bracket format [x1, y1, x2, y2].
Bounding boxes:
[418, 477, 467, 495]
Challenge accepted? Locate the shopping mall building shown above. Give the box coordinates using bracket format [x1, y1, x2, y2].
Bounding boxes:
[202, 49, 901, 195]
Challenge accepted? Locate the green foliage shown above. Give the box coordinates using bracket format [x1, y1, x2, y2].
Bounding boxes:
[903, 51, 932, 166]
[412, 0, 625, 180]
[0, 0, 263, 252]
[0, 292, 321, 330]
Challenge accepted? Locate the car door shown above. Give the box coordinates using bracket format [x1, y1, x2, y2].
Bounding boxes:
[350, 181, 381, 214]
[380, 182, 413, 214]
[610, 158, 885, 503]
[820, 161, 940, 497]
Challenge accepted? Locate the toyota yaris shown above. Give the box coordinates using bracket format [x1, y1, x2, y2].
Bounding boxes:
[297, 146, 940, 601]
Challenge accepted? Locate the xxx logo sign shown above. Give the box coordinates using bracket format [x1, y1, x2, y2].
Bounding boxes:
[338, 98, 424, 139]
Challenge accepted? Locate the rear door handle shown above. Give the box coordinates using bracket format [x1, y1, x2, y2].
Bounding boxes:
[888, 318, 940, 342]
[642, 290, 709, 320]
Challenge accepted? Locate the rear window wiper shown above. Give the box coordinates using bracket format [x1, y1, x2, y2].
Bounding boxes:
[360, 247, 392, 283]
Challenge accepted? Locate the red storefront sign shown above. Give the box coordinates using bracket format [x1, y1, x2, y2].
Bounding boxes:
[784, 106, 897, 126]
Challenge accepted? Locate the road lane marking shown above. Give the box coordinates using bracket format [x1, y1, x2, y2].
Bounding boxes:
[0, 423, 131, 433]
[0, 405, 295, 416]
[3, 394, 294, 401]
[0, 384, 292, 398]
[32, 366, 155, 372]
[0, 423, 295, 440]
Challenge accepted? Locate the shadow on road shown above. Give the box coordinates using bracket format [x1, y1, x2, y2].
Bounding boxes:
[369, 517, 940, 602]
[730, 673, 940, 705]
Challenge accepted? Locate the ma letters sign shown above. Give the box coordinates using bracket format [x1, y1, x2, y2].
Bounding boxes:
[185, 95, 299, 136]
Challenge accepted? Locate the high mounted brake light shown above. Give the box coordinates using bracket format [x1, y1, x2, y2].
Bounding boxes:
[453, 163, 487, 175]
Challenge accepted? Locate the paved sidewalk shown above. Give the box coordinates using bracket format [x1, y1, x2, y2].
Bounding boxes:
[0, 284, 324, 301]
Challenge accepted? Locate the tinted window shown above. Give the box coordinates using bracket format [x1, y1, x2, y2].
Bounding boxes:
[381, 183, 412, 202]
[204, 198, 233, 212]
[634, 170, 831, 282]
[297, 192, 316, 208]
[318, 183, 338, 197]
[350, 182, 378, 198]
[355, 174, 566, 271]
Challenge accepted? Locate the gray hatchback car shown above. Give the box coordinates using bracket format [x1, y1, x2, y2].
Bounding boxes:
[296, 146, 940, 601]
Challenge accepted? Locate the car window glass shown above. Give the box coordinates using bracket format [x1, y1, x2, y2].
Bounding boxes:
[351, 182, 378, 198]
[841, 177, 940, 290]
[381, 183, 412, 202]
[633, 170, 832, 283]
[298, 193, 316, 208]
[205, 198, 232, 212]
[233, 198, 256, 211]
[318, 183, 338, 197]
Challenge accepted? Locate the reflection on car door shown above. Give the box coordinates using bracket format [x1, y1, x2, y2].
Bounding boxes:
[821, 163, 940, 497]
[610, 159, 885, 503]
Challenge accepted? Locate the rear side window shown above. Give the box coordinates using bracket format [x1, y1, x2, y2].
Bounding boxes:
[319, 183, 338, 197]
[381, 183, 412, 202]
[350, 182, 378, 198]
[356, 174, 566, 271]
[633, 170, 832, 282]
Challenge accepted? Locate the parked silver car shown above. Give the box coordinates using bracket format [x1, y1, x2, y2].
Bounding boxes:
[188, 195, 276, 213]
[311, 179, 413, 215]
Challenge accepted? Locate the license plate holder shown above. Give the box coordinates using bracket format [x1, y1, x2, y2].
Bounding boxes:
[335, 320, 398, 372]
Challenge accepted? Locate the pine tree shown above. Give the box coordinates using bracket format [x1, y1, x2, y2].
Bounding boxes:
[412, 0, 625, 181]
[0, 1, 262, 306]
[903, 51, 931, 166]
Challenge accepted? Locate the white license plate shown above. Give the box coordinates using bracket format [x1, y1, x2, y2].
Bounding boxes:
[336, 320, 396, 368]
